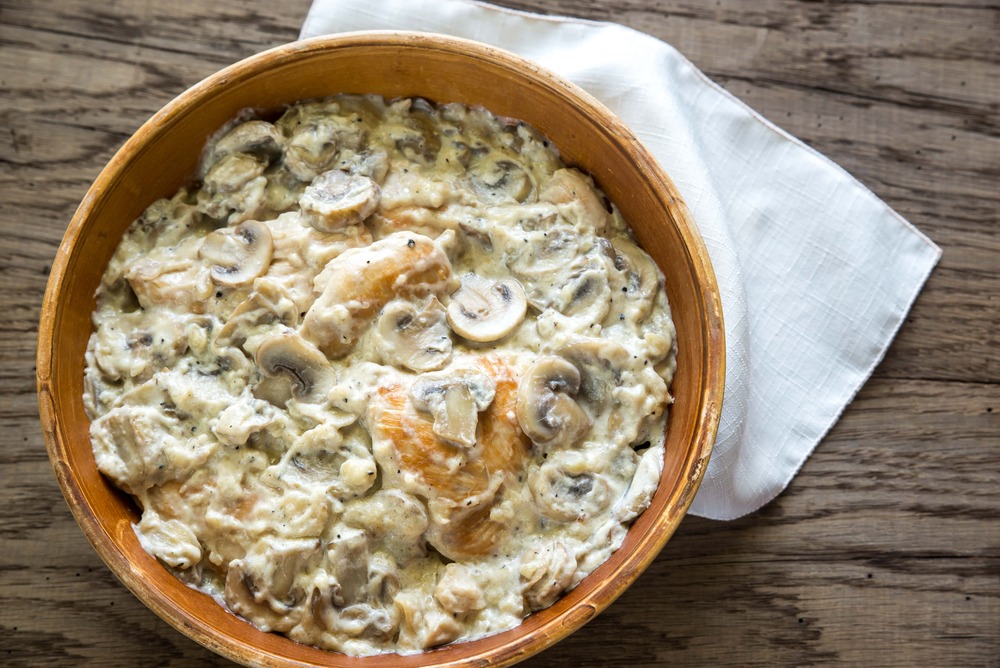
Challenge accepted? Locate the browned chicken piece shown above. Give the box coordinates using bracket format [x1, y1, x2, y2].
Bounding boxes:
[300, 231, 455, 358]
[367, 355, 530, 560]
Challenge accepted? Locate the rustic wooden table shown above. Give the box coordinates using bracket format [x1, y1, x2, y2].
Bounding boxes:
[2, 0, 997, 665]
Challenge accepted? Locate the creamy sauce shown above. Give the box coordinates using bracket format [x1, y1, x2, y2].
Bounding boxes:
[83, 95, 677, 656]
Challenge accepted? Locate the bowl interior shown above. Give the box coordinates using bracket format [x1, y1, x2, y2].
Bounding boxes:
[37, 32, 724, 668]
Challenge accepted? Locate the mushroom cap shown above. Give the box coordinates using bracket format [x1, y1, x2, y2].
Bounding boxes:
[281, 114, 365, 181]
[557, 338, 630, 410]
[515, 355, 591, 448]
[612, 237, 661, 311]
[203, 152, 268, 194]
[549, 265, 612, 327]
[210, 120, 283, 164]
[446, 274, 527, 343]
[539, 168, 609, 233]
[528, 451, 611, 523]
[299, 169, 381, 232]
[254, 331, 333, 404]
[469, 157, 534, 204]
[199, 219, 274, 288]
[374, 297, 452, 372]
[502, 224, 584, 296]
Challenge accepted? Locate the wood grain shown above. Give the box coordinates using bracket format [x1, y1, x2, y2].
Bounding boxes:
[2, 0, 998, 666]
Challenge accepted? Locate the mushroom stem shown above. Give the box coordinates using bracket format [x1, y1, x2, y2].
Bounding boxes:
[409, 369, 496, 448]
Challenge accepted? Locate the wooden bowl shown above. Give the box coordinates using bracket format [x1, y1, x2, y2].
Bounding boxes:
[37, 32, 724, 668]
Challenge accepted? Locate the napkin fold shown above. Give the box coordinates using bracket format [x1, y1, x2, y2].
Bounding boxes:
[300, 0, 941, 520]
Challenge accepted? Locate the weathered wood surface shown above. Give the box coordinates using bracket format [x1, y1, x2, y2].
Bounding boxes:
[1, 0, 997, 665]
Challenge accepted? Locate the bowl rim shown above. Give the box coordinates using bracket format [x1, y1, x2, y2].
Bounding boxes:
[37, 30, 725, 668]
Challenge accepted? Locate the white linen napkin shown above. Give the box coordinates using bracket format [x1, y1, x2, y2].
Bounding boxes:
[300, 0, 941, 520]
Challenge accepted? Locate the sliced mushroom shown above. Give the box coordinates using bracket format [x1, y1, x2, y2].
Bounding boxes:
[225, 535, 320, 630]
[504, 225, 583, 284]
[528, 451, 612, 522]
[392, 98, 442, 164]
[367, 552, 402, 609]
[611, 237, 661, 320]
[299, 169, 380, 232]
[215, 278, 299, 349]
[540, 168, 609, 233]
[307, 539, 401, 641]
[283, 116, 365, 181]
[374, 297, 452, 372]
[469, 157, 533, 203]
[551, 265, 612, 326]
[615, 444, 664, 523]
[347, 148, 390, 184]
[199, 219, 273, 287]
[327, 529, 370, 607]
[447, 274, 527, 343]
[519, 540, 577, 611]
[225, 565, 295, 633]
[273, 422, 376, 498]
[210, 120, 283, 164]
[557, 338, 630, 412]
[515, 356, 591, 449]
[203, 152, 268, 194]
[409, 369, 496, 448]
[254, 331, 334, 405]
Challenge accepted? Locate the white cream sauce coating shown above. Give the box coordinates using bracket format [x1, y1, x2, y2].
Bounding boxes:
[83, 95, 677, 656]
